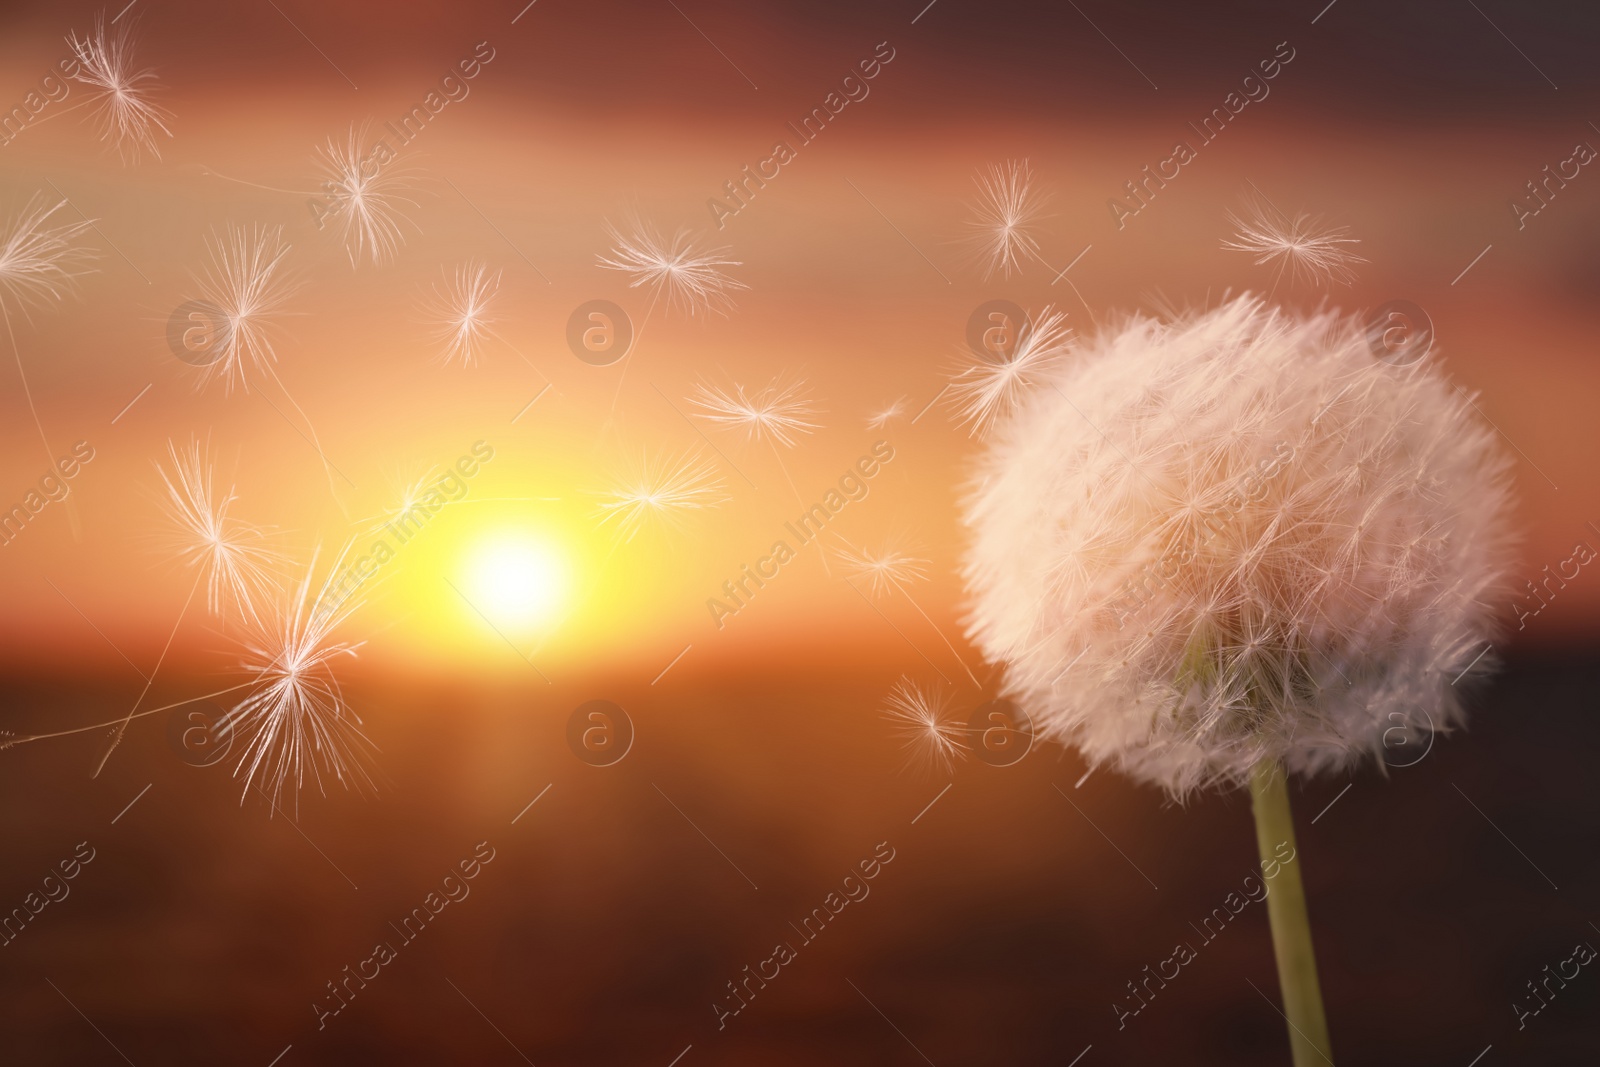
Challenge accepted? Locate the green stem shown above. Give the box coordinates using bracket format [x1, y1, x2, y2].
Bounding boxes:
[1250, 760, 1334, 1066]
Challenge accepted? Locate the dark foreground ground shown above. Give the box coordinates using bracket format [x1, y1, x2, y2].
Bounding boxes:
[0, 648, 1595, 1065]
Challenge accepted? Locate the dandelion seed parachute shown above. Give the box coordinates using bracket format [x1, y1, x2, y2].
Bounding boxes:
[960, 294, 1517, 798]
[222, 546, 377, 811]
[882, 677, 968, 773]
[313, 127, 418, 268]
[425, 261, 501, 366]
[597, 221, 747, 318]
[962, 159, 1050, 280]
[1222, 201, 1366, 288]
[66, 13, 173, 162]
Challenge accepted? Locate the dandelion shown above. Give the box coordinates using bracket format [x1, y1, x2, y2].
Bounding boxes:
[961, 294, 1516, 1064]
[1222, 200, 1366, 288]
[313, 126, 418, 268]
[882, 677, 967, 772]
[947, 305, 1072, 435]
[65, 13, 173, 162]
[221, 545, 378, 812]
[597, 220, 746, 319]
[962, 159, 1050, 280]
[839, 539, 982, 688]
[866, 396, 908, 430]
[689, 377, 820, 450]
[0, 196, 97, 466]
[189, 224, 295, 393]
[424, 261, 501, 366]
[597, 449, 727, 543]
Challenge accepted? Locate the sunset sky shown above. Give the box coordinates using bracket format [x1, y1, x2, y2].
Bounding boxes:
[2, 3, 1598, 1065]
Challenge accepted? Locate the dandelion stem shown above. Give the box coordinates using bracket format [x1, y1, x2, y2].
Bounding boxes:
[1250, 759, 1333, 1067]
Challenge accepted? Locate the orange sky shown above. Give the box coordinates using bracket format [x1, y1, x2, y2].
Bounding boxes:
[0, 1, 1596, 683]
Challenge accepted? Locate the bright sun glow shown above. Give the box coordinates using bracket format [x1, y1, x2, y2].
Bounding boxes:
[463, 534, 571, 633]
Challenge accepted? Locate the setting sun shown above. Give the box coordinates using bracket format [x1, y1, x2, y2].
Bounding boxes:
[462, 533, 572, 635]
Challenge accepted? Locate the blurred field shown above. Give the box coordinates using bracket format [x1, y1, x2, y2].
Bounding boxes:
[0, 650, 1594, 1065]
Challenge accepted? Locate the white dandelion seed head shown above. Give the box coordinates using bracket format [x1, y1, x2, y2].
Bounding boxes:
[882, 676, 968, 773]
[0, 196, 98, 320]
[947, 305, 1073, 436]
[313, 127, 419, 268]
[866, 396, 908, 430]
[688, 376, 820, 449]
[221, 545, 377, 812]
[65, 13, 173, 162]
[596, 220, 747, 318]
[961, 295, 1517, 798]
[189, 224, 295, 393]
[596, 449, 728, 542]
[1222, 200, 1366, 287]
[156, 439, 285, 624]
[962, 159, 1050, 280]
[424, 261, 501, 366]
[837, 541, 930, 599]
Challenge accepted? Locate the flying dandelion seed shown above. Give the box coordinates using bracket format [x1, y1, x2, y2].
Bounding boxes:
[597, 220, 747, 318]
[188, 224, 295, 393]
[882, 676, 968, 772]
[65, 13, 173, 162]
[597, 450, 727, 543]
[221, 545, 378, 812]
[839, 539, 983, 688]
[962, 159, 1050, 280]
[866, 396, 908, 430]
[156, 440, 285, 623]
[947, 305, 1072, 435]
[0, 195, 97, 464]
[837, 542, 930, 599]
[424, 261, 501, 366]
[1222, 200, 1366, 288]
[313, 127, 419, 268]
[689, 377, 820, 450]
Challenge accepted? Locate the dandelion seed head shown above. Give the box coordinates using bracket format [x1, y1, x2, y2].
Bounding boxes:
[66, 14, 173, 162]
[1222, 201, 1366, 287]
[596, 449, 727, 542]
[961, 295, 1517, 797]
[596, 220, 746, 317]
[689, 376, 820, 449]
[947, 306, 1072, 436]
[962, 159, 1050, 280]
[424, 261, 501, 366]
[882, 677, 968, 773]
